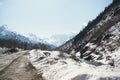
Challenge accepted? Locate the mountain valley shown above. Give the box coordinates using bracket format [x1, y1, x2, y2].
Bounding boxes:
[0, 0, 120, 80]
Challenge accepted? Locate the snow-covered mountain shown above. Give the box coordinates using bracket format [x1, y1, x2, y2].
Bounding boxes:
[0, 25, 31, 43]
[0, 25, 76, 48]
[58, 0, 120, 66]
[43, 33, 76, 47]
[24, 32, 76, 47]
[24, 33, 45, 43]
[0, 25, 52, 49]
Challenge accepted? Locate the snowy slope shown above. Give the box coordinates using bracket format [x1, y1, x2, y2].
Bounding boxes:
[29, 50, 120, 80]
[58, 0, 120, 53]
[57, 0, 120, 67]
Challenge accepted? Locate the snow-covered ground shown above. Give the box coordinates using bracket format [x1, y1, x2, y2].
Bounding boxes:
[0, 49, 120, 80]
[28, 49, 120, 80]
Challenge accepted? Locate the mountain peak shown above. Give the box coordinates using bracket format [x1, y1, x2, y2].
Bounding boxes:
[0, 25, 7, 31]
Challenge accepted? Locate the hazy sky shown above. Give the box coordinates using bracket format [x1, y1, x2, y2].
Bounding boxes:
[0, 0, 112, 38]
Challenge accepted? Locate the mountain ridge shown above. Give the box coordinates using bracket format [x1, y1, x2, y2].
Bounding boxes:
[57, 0, 120, 53]
[0, 25, 51, 50]
[0, 25, 76, 49]
[57, 0, 120, 66]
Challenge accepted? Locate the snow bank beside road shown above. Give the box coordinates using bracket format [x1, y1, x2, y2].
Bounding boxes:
[29, 50, 120, 80]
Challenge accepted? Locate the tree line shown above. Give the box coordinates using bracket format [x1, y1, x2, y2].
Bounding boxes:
[0, 38, 51, 50]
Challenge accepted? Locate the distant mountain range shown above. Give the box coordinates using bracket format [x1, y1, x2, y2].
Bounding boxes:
[24, 32, 76, 47]
[0, 25, 76, 49]
[43, 33, 76, 46]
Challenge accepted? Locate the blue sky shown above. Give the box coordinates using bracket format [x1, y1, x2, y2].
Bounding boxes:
[0, 0, 112, 38]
